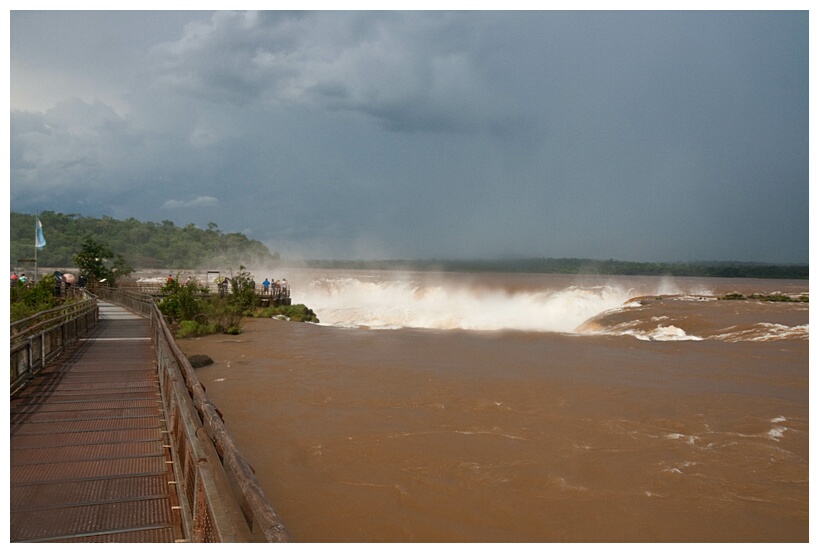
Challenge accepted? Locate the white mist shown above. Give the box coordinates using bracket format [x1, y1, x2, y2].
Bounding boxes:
[297, 275, 637, 333]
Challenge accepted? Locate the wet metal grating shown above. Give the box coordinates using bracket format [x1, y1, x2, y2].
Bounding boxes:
[10, 302, 185, 543]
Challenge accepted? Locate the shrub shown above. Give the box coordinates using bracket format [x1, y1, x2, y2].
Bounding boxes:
[722, 292, 809, 303]
[10, 275, 63, 322]
[176, 320, 218, 338]
[202, 296, 245, 334]
[227, 266, 258, 314]
[158, 276, 206, 322]
[255, 303, 319, 323]
[749, 293, 792, 302]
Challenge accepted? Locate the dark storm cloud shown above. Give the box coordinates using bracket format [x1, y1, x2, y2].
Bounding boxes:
[8, 10, 809, 263]
[148, 11, 525, 134]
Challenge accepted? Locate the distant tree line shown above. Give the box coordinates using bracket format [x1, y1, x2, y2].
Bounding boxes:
[304, 257, 808, 279]
[10, 212, 806, 279]
[10, 211, 280, 270]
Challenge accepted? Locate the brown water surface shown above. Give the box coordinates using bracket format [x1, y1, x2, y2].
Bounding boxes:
[178, 273, 808, 542]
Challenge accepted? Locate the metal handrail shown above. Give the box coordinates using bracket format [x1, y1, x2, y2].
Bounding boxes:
[115, 282, 292, 303]
[10, 298, 99, 395]
[10, 296, 97, 337]
[98, 288, 292, 543]
[95, 287, 154, 316]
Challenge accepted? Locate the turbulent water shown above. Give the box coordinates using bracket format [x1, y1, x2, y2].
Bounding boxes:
[178, 270, 809, 542]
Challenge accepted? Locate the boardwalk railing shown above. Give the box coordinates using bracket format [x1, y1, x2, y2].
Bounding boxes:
[95, 288, 292, 543]
[11, 289, 292, 543]
[10, 297, 99, 394]
[119, 281, 292, 305]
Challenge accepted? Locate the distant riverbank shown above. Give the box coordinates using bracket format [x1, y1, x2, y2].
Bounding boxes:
[301, 257, 808, 279]
[29, 257, 808, 286]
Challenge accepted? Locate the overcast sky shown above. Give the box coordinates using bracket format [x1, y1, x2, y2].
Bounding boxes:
[7, 5, 810, 263]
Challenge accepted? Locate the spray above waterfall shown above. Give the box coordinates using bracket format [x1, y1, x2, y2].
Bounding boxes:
[295, 274, 689, 334]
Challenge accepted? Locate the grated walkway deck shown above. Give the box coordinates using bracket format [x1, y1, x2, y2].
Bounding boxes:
[10, 302, 186, 543]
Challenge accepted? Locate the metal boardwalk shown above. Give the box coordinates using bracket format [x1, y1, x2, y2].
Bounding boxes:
[10, 302, 185, 543]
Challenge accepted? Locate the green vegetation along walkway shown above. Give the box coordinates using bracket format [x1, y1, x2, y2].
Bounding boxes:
[10, 302, 186, 543]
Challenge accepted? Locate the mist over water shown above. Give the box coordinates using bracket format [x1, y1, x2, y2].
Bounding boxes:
[294, 272, 703, 333]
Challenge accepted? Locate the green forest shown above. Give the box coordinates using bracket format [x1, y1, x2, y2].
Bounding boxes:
[10, 211, 280, 271]
[10, 211, 807, 279]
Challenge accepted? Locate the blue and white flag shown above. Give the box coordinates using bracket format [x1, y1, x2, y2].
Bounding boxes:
[35, 217, 46, 249]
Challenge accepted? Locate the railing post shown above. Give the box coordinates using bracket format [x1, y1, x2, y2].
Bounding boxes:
[26, 341, 33, 381]
[39, 332, 45, 374]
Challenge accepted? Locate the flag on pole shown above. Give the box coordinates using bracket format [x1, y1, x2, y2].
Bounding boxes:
[35, 217, 46, 249]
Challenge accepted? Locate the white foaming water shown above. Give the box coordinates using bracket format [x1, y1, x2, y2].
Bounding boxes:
[711, 323, 810, 342]
[768, 417, 788, 441]
[627, 325, 704, 342]
[299, 276, 636, 333]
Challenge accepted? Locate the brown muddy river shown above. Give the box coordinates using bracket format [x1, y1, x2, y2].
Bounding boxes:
[177, 271, 808, 542]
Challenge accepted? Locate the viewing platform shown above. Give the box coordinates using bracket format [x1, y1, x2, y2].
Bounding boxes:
[122, 279, 292, 307]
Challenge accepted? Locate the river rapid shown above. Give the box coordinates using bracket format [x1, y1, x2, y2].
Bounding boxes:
[177, 270, 809, 542]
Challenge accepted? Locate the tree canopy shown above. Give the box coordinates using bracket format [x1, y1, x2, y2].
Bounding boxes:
[73, 236, 134, 287]
[10, 211, 280, 270]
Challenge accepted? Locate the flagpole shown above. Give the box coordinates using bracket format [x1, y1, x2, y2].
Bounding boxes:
[34, 212, 47, 282]
[34, 211, 38, 282]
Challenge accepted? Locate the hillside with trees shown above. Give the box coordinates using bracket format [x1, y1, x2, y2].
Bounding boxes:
[10, 212, 807, 279]
[10, 211, 280, 270]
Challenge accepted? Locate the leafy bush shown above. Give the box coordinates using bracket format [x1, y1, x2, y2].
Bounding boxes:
[255, 303, 319, 323]
[202, 296, 245, 334]
[159, 276, 206, 322]
[721, 292, 809, 303]
[226, 266, 258, 314]
[156, 266, 319, 336]
[176, 320, 218, 338]
[10, 275, 62, 322]
[158, 274, 247, 335]
[748, 293, 808, 303]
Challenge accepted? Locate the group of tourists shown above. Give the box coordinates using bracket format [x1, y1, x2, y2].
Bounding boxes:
[203, 273, 289, 298]
[260, 277, 288, 296]
[11, 271, 87, 296]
